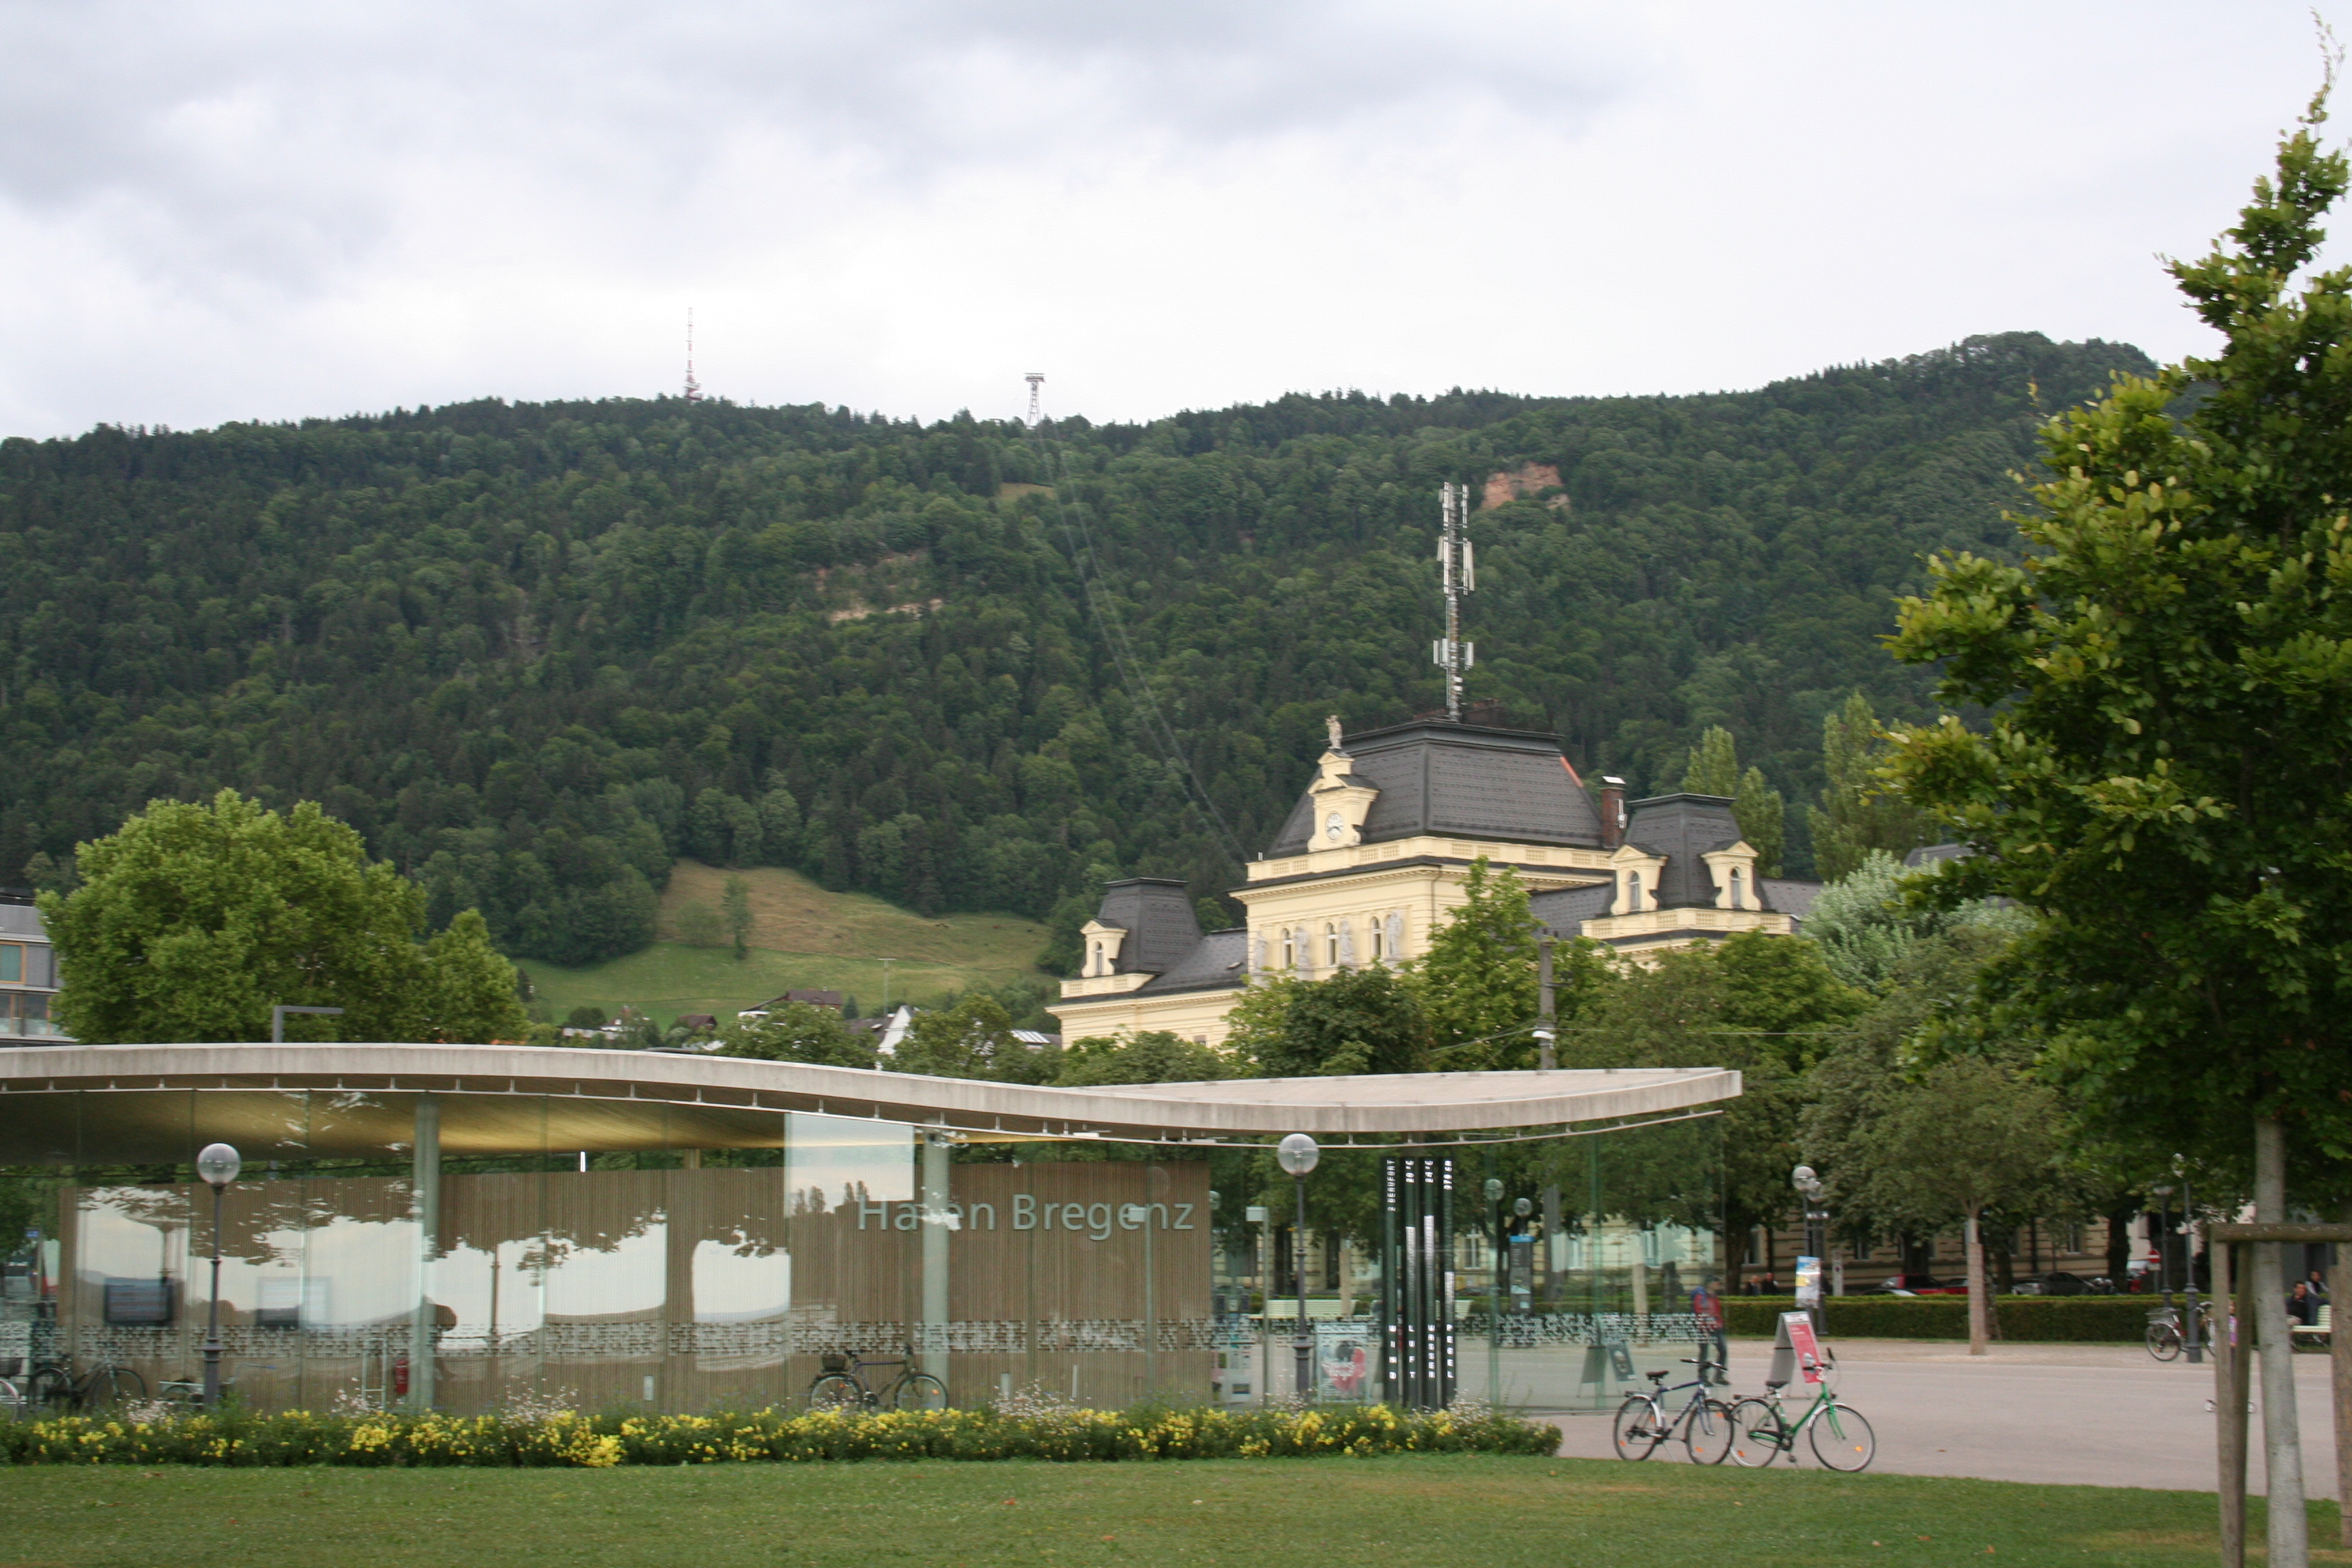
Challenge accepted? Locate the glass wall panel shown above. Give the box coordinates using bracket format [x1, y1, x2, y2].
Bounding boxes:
[20, 1086, 1722, 1416]
[780, 1113, 915, 1400]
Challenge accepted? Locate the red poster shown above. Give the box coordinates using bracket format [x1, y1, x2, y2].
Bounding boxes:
[1782, 1310, 1825, 1384]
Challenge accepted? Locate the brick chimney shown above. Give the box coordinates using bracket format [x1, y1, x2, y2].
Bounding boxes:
[1597, 777, 1627, 850]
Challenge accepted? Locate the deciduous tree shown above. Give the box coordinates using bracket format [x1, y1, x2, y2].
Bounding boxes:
[1884, 88, 2352, 1561]
[42, 790, 525, 1045]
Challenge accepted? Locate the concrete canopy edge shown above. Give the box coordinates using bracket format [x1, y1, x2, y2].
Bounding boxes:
[0, 1045, 1740, 1145]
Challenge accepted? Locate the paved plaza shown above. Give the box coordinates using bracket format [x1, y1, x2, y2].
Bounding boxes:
[1548, 1336, 2340, 1490]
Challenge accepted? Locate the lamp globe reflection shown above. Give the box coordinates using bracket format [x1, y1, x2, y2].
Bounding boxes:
[1277, 1134, 1319, 1177]
[195, 1142, 240, 1407]
[197, 1143, 242, 1190]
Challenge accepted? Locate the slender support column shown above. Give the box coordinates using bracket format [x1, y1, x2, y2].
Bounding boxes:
[201, 1183, 225, 1407]
[2253, 1116, 2310, 1568]
[1537, 938, 1562, 1303]
[408, 1097, 440, 1413]
[920, 1134, 950, 1384]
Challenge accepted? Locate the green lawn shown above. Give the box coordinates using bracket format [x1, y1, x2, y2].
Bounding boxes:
[517, 862, 1051, 1027]
[0, 1454, 2321, 1568]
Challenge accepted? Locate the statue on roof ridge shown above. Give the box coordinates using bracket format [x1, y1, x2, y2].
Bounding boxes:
[1326, 714, 1343, 751]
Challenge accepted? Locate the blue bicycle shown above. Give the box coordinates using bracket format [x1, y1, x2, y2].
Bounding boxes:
[1612, 1357, 1734, 1463]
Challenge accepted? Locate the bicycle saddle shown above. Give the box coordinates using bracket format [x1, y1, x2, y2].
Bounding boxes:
[1644, 1369, 1668, 1383]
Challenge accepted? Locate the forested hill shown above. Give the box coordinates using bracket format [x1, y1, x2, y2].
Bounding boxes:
[0, 331, 2150, 970]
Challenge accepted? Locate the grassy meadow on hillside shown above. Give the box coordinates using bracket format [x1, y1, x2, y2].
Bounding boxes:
[516, 861, 1048, 1024]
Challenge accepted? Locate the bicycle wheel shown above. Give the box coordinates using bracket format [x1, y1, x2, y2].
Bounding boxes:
[24, 1368, 71, 1418]
[1611, 1395, 1663, 1460]
[1808, 1403, 1876, 1472]
[2147, 1322, 2183, 1361]
[892, 1373, 949, 1412]
[1727, 1398, 1786, 1467]
[1682, 1399, 1735, 1465]
[806, 1373, 864, 1411]
[92, 1369, 145, 1410]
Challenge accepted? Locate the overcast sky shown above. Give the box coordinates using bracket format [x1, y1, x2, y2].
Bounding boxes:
[0, 1, 2338, 438]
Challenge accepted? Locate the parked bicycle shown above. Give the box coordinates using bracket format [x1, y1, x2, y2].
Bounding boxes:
[1611, 1358, 1735, 1465]
[1727, 1354, 1874, 1471]
[807, 1346, 947, 1412]
[2146, 1301, 2212, 1362]
[25, 1353, 144, 1415]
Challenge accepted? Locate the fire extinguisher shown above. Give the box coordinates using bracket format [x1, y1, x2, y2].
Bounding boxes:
[393, 1356, 410, 1397]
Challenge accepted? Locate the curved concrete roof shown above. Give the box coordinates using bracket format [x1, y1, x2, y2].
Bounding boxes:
[0, 1044, 1739, 1156]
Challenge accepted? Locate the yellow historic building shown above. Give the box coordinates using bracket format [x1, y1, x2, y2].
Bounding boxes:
[1048, 717, 1820, 1048]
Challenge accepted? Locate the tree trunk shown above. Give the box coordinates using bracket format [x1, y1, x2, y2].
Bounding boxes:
[1966, 1207, 1989, 1356]
[2334, 1203, 2352, 1550]
[2106, 1198, 2137, 1288]
[2254, 1113, 2309, 1568]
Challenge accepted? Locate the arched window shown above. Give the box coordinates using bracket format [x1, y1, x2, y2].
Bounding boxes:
[1280, 929, 1295, 969]
[1626, 872, 1643, 913]
[1369, 917, 1385, 960]
[1325, 923, 1340, 967]
[1088, 939, 1102, 975]
[1728, 868, 1744, 909]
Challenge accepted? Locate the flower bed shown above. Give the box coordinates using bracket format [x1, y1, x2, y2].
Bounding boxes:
[0, 1402, 1558, 1469]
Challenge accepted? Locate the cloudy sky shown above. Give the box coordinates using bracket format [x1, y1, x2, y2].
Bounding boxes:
[0, 1, 2336, 437]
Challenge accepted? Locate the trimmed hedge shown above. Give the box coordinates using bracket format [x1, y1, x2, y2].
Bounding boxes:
[0, 1403, 1558, 1468]
[1724, 1294, 2164, 1341]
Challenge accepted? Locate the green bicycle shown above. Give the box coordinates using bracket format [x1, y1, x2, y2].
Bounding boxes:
[1727, 1357, 1874, 1471]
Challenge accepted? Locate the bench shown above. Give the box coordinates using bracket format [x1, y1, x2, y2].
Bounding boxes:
[2293, 1303, 2332, 1348]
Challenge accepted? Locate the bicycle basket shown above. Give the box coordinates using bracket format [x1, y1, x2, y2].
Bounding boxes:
[819, 1352, 849, 1372]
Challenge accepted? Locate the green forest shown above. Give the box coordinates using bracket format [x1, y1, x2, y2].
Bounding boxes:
[0, 331, 2149, 971]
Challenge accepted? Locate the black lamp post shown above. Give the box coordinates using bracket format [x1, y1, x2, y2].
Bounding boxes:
[1277, 1134, 1319, 1402]
[1793, 1164, 1828, 1328]
[2176, 1154, 2202, 1365]
[195, 1142, 241, 1407]
[1484, 1178, 1505, 1318]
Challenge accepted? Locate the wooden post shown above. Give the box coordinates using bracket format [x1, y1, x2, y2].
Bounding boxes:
[2217, 1238, 2247, 1568]
[2208, 1222, 2352, 1563]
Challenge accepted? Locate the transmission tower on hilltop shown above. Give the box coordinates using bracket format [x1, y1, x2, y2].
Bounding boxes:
[684, 309, 702, 403]
[1025, 372, 1045, 426]
[1431, 482, 1475, 722]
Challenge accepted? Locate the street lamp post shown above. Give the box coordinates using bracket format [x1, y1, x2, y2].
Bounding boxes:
[1484, 1178, 1505, 1321]
[195, 1143, 242, 1407]
[1277, 1134, 1319, 1403]
[2175, 1154, 2202, 1365]
[1793, 1164, 1828, 1330]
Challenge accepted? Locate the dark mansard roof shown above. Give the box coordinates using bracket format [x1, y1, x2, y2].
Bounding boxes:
[1266, 721, 1605, 856]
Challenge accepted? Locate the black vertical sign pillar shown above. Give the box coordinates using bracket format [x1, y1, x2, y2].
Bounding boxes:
[1381, 1157, 1455, 1409]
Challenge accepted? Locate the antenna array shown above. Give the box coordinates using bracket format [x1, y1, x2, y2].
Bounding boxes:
[1025, 372, 1045, 426]
[685, 309, 702, 403]
[1431, 481, 1476, 722]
